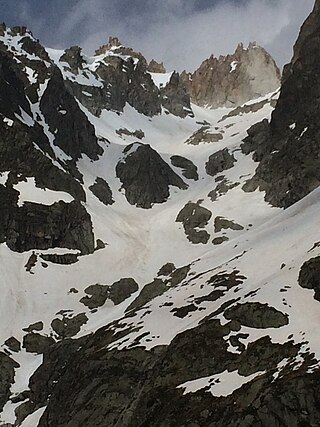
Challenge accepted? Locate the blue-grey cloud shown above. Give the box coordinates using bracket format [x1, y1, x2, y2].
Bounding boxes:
[1, 0, 315, 71]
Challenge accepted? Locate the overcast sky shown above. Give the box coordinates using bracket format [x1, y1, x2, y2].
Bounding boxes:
[1, 0, 315, 71]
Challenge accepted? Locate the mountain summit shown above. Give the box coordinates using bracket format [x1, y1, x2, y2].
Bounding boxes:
[182, 41, 281, 108]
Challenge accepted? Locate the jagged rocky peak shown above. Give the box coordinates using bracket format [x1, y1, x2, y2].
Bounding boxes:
[55, 35, 192, 118]
[94, 35, 147, 64]
[95, 36, 122, 55]
[147, 59, 166, 73]
[184, 41, 281, 108]
[60, 45, 85, 74]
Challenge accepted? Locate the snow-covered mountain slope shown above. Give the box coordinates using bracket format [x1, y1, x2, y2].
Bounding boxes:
[0, 4, 320, 424]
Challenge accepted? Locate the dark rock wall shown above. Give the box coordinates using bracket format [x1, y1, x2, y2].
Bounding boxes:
[244, 0, 320, 208]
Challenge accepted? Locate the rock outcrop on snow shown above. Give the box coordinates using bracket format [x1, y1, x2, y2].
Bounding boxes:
[116, 143, 188, 208]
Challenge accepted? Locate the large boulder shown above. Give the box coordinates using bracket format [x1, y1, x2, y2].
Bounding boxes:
[116, 143, 188, 208]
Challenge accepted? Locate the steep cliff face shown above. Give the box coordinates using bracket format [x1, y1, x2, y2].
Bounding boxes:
[183, 42, 280, 108]
[243, 0, 320, 208]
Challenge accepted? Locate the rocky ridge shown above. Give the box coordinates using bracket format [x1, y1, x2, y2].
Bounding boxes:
[182, 42, 281, 108]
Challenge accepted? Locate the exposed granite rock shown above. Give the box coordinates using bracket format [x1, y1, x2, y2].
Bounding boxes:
[81, 278, 139, 310]
[23, 322, 44, 333]
[24, 308, 316, 427]
[0, 352, 19, 412]
[126, 279, 167, 313]
[4, 337, 21, 353]
[147, 59, 166, 73]
[23, 333, 55, 354]
[19, 36, 51, 62]
[298, 256, 320, 301]
[94, 36, 123, 56]
[170, 155, 199, 180]
[62, 38, 192, 119]
[95, 239, 106, 251]
[80, 284, 109, 309]
[89, 177, 114, 206]
[116, 128, 145, 139]
[160, 72, 193, 118]
[214, 216, 244, 233]
[224, 302, 289, 328]
[212, 236, 229, 245]
[0, 120, 85, 201]
[157, 262, 176, 277]
[241, 118, 271, 162]
[220, 97, 277, 122]
[186, 126, 223, 145]
[60, 46, 84, 74]
[109, 278, 139, 305]
[184, 42, 280, 108]
[40, 69, 103, 161]
[176, 201, 212, 244]
[51, 313, 88, 339]
[127, 265, 190, 313]
[116, 143, 188, 208]
[242, 2, 320, 207]
[6, 201, 94, 254]
[205, 148, 236, 177]
[24, 251, 37, 272]
[208, 179, 239, 201]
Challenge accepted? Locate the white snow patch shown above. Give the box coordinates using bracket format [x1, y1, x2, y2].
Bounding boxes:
[230, 61, 238, 72]
[149, 72, 173, 88]
[179, 370, 265, 396]
[15, 178, 74, 206]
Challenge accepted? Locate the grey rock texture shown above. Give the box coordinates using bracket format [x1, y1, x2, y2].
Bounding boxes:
[242, 0, 320, 207]
[0, 352, 19, 412]
[0, 32, 102, 255]
[6, 201, 95, 254]
[298, 256, 320, 301]
[224, 302, 289, 328]
[205, 148, 236, 177]
[182, 42, 280, 108]
[116, 143, 188, 208]
[23, 298, 317, 427]
[81, 278, 139, 309]
[39, 69, 102, 161]
[170, 155, 199, 180]
[89, 177, 114, 206]
[147, 59, 166, 73]
[214, 216, 244, 233]
[176, 201, 212, 244]
[51, 313, 88, 339]
[22, 333, 55, 354]
[185, 126, 223, 145]
[63, 38, 192, 118]
[160, 71, 193, 118]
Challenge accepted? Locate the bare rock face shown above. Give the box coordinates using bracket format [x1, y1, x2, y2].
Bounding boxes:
[116, 143, 188, 208]
[60, 46, 84, 75]
[183, 42, 280, 108]
[95, 36, 122, 56]
[242, 0, 320, 208]
[62, 36, 192, 119]
[160, 71, 193, 118]
[205, 148, 236, 177]
[147, 59, 166, 73]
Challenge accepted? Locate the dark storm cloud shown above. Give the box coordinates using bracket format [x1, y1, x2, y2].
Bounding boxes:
[1, 0, 315, 71]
